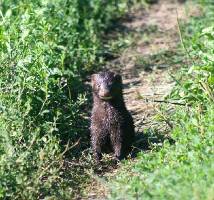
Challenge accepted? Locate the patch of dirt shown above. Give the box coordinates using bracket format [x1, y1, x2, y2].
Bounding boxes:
[107, 0, 201, 132]
[85, 0, 202, 199]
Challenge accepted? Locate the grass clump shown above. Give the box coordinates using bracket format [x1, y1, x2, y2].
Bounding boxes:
[0, 0, 131, 199]
[108, 1, 214, 200]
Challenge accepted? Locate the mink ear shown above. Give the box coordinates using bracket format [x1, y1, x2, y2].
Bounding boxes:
[91, 74, 97, 89]
[114, 74, 122, 83]
[91, 74, 96, 81]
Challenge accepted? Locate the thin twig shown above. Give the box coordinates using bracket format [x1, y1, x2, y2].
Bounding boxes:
[153, 99, 190, 106]
[142, 97, 191, 106]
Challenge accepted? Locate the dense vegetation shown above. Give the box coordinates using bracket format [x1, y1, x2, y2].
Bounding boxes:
[1, 0, 213, 199]
[0, 0, 130, 199]
[109, 1, 214, 199]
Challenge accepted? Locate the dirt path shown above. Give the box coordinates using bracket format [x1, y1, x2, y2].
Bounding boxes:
[85, 0, 201, 199]
[108, 0, 200, 133]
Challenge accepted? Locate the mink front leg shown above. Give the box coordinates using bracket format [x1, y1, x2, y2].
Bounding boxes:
[91, 130, 102, 162]
[110, 130, 124, 160]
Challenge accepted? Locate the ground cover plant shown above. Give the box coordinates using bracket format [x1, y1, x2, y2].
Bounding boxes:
[108, 1, 214, 200]
[0, 0, 133, 199]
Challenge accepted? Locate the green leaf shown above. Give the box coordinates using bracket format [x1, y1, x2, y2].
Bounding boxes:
[208, 75, 214, 84]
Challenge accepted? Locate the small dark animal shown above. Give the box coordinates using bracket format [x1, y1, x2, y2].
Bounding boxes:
[90, 71, 135, 162]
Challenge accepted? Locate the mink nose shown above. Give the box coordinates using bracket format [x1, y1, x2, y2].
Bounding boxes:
[99, 85, 112, 99]
[99, 88, 110, 97]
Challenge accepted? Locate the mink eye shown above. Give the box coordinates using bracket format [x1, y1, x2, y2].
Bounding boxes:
[96, 83, 101, 89]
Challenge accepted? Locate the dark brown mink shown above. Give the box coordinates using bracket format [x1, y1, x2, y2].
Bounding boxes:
[90, 71, 135, 162]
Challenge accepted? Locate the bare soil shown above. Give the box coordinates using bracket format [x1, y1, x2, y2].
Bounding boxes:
[84, 0, 201, 199]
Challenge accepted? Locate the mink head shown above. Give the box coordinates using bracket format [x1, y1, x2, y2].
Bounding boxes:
[91, 71, 123, 101]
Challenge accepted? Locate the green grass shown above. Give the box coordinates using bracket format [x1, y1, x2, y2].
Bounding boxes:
[108, 1, 214, 200]
[109, 106, 214, 200]
[1, 0, 213, 199]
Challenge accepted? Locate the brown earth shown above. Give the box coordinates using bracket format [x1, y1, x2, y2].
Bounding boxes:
[84, 0, 201, 199]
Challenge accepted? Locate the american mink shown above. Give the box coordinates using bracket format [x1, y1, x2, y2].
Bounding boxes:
[90, 71, 135, 162]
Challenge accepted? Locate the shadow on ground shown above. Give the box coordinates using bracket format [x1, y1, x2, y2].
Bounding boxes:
[131, 129, 175, 157]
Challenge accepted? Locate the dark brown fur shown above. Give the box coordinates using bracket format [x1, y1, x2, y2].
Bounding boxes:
[90, 71, 135, 162]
